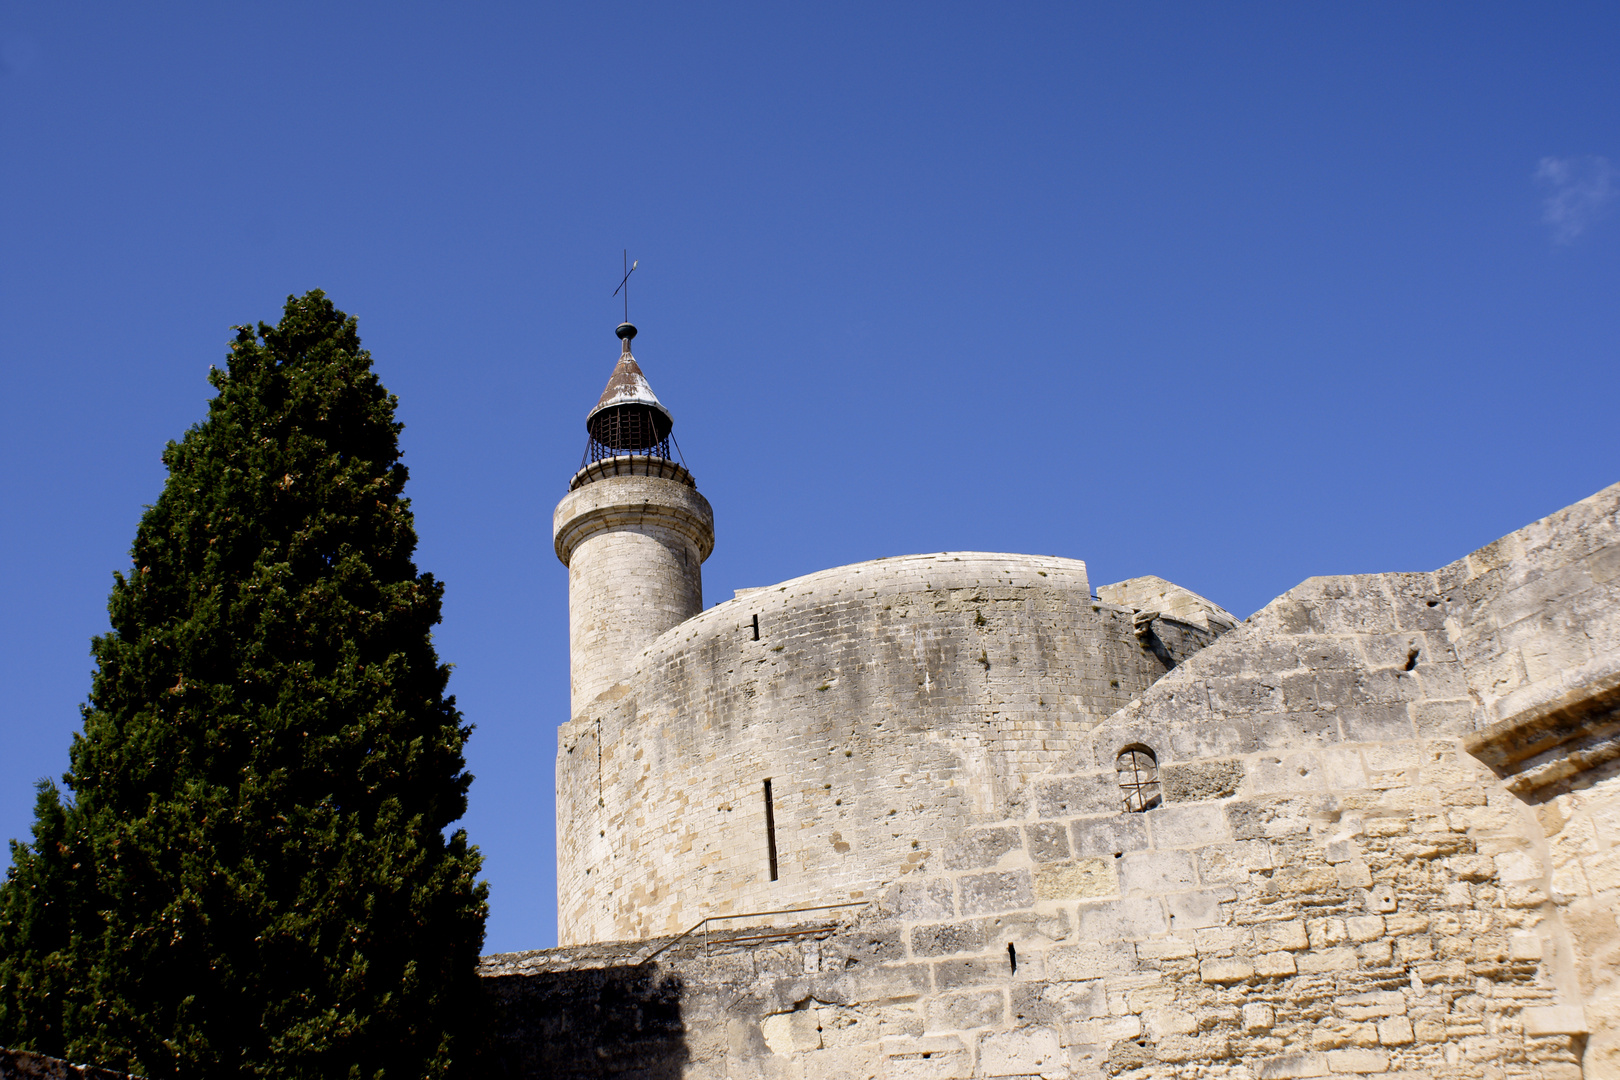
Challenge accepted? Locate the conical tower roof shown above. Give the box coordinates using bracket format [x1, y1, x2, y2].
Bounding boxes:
[583, 323, 673, 451]
[585, 323, 672, 431]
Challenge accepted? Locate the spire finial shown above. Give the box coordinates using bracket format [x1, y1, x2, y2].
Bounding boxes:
[612, 249, 638, 324]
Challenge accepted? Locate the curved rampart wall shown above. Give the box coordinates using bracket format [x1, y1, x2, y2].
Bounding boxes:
[556, 552, 1219, 945]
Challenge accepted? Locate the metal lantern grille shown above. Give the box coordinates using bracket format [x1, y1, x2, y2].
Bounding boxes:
[1116, 748, 1161, 813]
[583, 404, 674, 465]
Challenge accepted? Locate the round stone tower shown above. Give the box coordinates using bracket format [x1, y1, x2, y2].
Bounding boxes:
[553, 323, 714, 716]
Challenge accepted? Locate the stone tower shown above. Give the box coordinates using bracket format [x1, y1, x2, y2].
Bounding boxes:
[552, 323, 714, 716]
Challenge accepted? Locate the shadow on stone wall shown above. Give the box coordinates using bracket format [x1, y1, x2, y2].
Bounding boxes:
[482, 965, 689, 1080]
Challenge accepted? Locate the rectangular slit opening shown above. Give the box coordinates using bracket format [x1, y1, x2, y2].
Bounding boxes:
[752, 614, 760, 641]
[763, 778, 779, 881]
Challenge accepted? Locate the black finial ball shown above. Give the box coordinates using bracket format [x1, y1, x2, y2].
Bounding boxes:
[616, 322, 637, 342]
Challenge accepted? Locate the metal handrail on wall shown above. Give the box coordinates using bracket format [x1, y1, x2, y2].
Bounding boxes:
[635, 901, 869, 966]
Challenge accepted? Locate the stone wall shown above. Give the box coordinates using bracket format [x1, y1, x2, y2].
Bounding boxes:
[554, 553, 1225, 945]
[512, 482, 1620, 1078]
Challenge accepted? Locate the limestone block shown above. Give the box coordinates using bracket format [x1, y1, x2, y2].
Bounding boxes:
[1255, 919, 1310, 951]
[1143, 1008, 1199, 1038]
[1036, 775, 1118, 818]
[1308, 918, 1348, 947]
[1136, 938, 1197, 960]
[1256, 951, 1298, 977]
[1244, 1003, 1276, 1032]
[884, 879, 956, 922]
[1257, 1052, 1331, 1078]
[1071, 813, 1149, 858]
[762, 1010, 824, 1053]
[1044, 941, 1137, 981]
[1346, 916, 1385, 942]
[911, 921, 987, 957]
[1148, 803, 1231, 847]
[959, 871, 1034, 916]
[1336, 860, 1374, 888]
[1377, 1017, 1414, 1045]
[882, 1034, 973, 1080]
[1024, 822, 1070, 862]
[1296, 948, 1359, 974]
[1166, 888, 1234, 931]
[1162, 758, 1246, 803]
[1034, 859, 1115, 900]
[1199, 958, 1254, 984]
[1199, 840, 1274, 883]
[944, 827, 1022, 870]
[1118, 850, 1199, 894]
[925, 990, 1005, 1032]
[978, 1026, 1063, 1077]
[1076, 897, 1167, 942]
[1521, 1006, 1588, 1035]
[1327, 1049, 1391, 1073]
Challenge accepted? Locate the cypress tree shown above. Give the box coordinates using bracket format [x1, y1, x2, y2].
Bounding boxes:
[0, 291, 488, 1079]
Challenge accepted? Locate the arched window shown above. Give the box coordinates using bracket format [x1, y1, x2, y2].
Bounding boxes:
[1116, 746, 1160, 812]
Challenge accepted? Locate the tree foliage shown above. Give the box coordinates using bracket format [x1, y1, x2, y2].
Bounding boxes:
[0, 291, 487, 1079]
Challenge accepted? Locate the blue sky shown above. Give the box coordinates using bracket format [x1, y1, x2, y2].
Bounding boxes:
[2, 4, 1617, 953]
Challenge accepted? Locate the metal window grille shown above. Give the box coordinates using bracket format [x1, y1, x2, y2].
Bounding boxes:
[1116, 748, 1161, 813]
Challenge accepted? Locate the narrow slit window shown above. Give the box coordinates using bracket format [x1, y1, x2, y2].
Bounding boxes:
[752, 614, 760, 641]
[1116, 746, 1161, 812]
[763, 778, 779, 881]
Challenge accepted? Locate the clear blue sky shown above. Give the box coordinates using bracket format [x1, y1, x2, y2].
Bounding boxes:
[2, 4, 1617, 953]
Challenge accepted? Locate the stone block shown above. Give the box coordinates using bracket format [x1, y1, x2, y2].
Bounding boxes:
[1254, 919, 1309, 951]
[1376, 1017, 1414, 1045]
[1118, 850, 1199, 894]
[1308, 918, 1348, 947]
[1136, 937, 1196, 960]
[885, 879, 956, 922]
[925, 990, 1005, 1031]
[1200, 959, 1254, 984]
[1024, 821, 1070, 862]
[911, 921, 987, 957]
[1257, 1052, 1330, 1078]
[1034, 858, 1115, 900]
[1255, 951, 1298, 977]
[1521, 1005, 1588, 1035]
[959, 871, 1034, 916]
[882, 1035, 973, 1080]
[1346, 916, 1385, 942]
[1244, 1002, 1276, 1032]
[1143, 1008, 1199, 1038]
[1070, 813, 1149, 858]
[762, 1009, 824, 1053]
[1296, 947, 1359, 974]
[1199, 840, 1274, 883]
[933, 956, 1008, 991]
[1035, 774, 1117, 818]
[979, 1026, 1062, 1077]
[1327, 1049, 1390, 1073]
[1166, 888, 1233, 932]
[943, 827, 1023, 870]
[1148, 803, 1232, 847]
[1162, 758, 1246, 802]
[1076, 896, 1167, 941]
[1045, 941, 1136, 980]
[1336, 860, 1374, 888]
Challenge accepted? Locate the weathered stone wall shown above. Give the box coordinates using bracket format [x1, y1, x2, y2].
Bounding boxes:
[514, 482, 1620, 1078]
[555, 553, 1225, 945]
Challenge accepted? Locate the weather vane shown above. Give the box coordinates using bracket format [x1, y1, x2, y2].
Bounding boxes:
[613, 250, 639, 324]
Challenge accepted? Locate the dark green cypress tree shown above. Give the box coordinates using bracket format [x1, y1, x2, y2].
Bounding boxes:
[0, 291, 488, 1079]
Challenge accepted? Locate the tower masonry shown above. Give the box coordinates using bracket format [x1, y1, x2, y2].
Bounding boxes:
[553, 323, 713, 716]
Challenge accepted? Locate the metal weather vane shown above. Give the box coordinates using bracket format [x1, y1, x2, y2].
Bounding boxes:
[612, 250, 639, 323]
